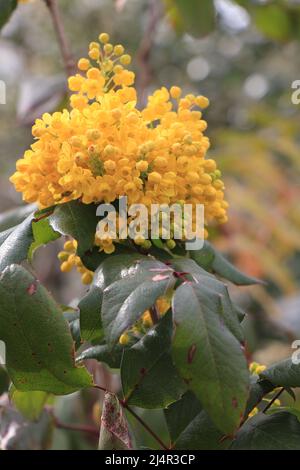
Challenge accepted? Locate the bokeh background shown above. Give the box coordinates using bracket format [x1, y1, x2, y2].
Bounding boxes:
[1, 0, 300, 449]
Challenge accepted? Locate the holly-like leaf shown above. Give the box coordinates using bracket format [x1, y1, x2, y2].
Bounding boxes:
[243, 375, 275, 420]
[98, 392, 132, 450]
[102, 259, 175, 345]
[0, 214, 34, 272]
[49, 201, 99, 257]
[260, 358, 300, 388]
[190, 241, 261, 285]
[0, 0, 17, 30]
[231, 412, 300, 450]
[172, 282, 249, 434]
[79, 254, 145, 343]
[165, 392, 230, 450]
[29, 217, 60, 259]
[76, 344, 123, 369]
[171, 258, 244, 342]
[0, 265, 92, 394]
[121, 311, 186, 408]
[10, 387, 49, 421]
[172, 0, 215, 38]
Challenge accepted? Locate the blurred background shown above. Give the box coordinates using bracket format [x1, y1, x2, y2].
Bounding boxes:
[0, 0, 300, 449]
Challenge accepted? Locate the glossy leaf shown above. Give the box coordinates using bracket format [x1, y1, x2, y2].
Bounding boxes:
[0, 0, 17, 30]
[76, 344, 123, 369]
[121, 312, 186, 408]
[172, 282, 249, 434]
[29, 217, 60, 259]
[231, 412, 300, 450]
[102, 259, 175, 345]
[0, 265, 92, 394]
[0, 214, 34, 272]
[261, 358, 300, 388]
[0, 204, 36, 232]
[49, 201, 99, 257]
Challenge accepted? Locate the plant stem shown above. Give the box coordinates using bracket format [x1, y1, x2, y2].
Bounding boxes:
[262, 387, 285, 414]
[44, 0, 76, 77]
[122, 401, 169, 450]
[53, 416, 99, 437]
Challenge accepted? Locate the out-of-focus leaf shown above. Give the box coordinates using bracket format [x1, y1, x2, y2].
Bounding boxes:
[0, 204, 36, 232]
[121, 311, 186, 408]
[0, 395, 53, 450]
[98, 392, 132, 450]
[0, 367, 9, 396]
[17, 75, 66, 126]
[0, 0, 17, 30]
[10, 386, 49, 421]
[253, 4, 291, 42]
[172, 282, 249, 434]
[171, 0, 215, 37]
[0, 264, 92, 394]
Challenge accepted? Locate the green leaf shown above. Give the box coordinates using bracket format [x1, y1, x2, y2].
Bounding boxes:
[172, 0, 215, 38]
[172, 282, 249, 434]
[0, 214, 34, 272]
[10, 386, 49, 421]
[79, 254, 145, 343]
[230, 412, 300, 450]
[165, 392, 230, 450]
[121, 311, 186, 409]
[0, 0, 17, 30]
[49, 201, 98, 257]
[171, 258, 244, 342]
[76, 344, 123, 369]
[0, 264, 92, 394]
[102, 258, 175, 345]
[253, 4, 291, 42]
[190, 241, 262, 285]
[260, 358, 300, 388]
[0, 399, 53, 450]
[244, 375, 275, 420]
[0, 367, 9, 396]
[29, 217, 60, 259]
[63, 310, 81, 350]
[0, 204, 36, 232]
[98, 392, 132, 450]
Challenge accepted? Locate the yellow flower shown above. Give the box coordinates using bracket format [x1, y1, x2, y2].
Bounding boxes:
[10, 33, 228, 268]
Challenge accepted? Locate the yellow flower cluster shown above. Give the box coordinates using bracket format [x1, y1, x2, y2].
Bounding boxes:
[58, 239, 94, 284]
[119, 296, 171, 345]
[10, 33, 228, 270]
[249, 362, 267, 375]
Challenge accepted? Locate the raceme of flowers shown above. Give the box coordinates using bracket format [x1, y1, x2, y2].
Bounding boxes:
[10, 33, 228, 272]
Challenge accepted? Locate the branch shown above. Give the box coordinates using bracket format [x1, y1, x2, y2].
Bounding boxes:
[262, 387, 285, 414]
[149, 304, 160, 324]
[136, 0, 162, 106]
[53, 416, 99, 437]
[122, 401, 169, 450]
[44, 0, 76, 77]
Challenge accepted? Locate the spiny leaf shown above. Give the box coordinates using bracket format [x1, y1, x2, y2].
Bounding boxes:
[172, 282, 249, 434]
[121, 311, 186, 408]
[0, 265, 92, 394]
[0, 214, 34, 272]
